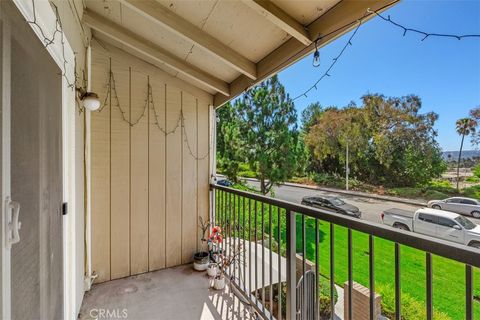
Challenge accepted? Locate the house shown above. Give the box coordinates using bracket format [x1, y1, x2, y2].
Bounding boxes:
[1, 0, 477, 319]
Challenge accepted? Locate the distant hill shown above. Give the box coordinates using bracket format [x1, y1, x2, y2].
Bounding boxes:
[442, 150, 480, 161]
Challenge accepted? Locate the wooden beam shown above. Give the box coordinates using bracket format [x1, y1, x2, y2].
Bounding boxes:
[83, 10, 230, 96]
[242, 0, 311, 45]
[119, 0, 257, 80]
[214, 0, 399, 107]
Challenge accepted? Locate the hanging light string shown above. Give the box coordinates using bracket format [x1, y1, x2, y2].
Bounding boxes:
[367, 8, 480, 41]
[98, 68, 209, 160]
[292, 16, 364, 101]
[291, 7, 480, 102]
[27, 0, 77, 89]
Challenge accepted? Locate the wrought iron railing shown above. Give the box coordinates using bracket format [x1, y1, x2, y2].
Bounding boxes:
[210, 184, 479, 320]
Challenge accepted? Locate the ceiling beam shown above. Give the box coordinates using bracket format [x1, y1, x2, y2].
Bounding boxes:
[214, 0, 399, 107]
[242, 0, 311, 46]
[119, 0, 257, 80]
[83, 10, 230, 97]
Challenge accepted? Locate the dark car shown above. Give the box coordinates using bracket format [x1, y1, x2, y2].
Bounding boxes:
[301, 195, 361, 218]
[217, 179, 233, 187]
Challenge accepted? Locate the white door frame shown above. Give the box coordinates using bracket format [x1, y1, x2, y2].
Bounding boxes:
[5, 1, 79, 319]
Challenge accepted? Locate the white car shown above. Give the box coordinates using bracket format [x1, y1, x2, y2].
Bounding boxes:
[427, 197, 480, 219]
[381, 208, 480, 248]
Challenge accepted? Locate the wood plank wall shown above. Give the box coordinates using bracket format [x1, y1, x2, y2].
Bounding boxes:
[91, 43, 211, 283]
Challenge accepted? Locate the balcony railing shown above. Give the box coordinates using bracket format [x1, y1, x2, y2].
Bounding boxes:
[210, 184, 479, 320]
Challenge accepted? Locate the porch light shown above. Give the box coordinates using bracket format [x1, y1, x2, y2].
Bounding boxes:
[82, 92, 101, 111]
[76, 88, 101, 111]
[313, 40, 320, 67]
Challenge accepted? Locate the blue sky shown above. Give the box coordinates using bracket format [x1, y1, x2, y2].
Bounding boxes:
[277, 0, 480, 151]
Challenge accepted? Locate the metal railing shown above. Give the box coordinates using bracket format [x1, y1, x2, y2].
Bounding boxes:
[210, 184, 479, 320]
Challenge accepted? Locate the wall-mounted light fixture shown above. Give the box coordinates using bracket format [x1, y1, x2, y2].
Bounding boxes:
[76, 87, 101, 111]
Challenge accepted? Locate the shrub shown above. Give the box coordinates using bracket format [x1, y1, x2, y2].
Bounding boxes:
[426, 179, 455, 194]
[466, 176, 480, 183]
[462, 185, 480, 199]
[377, 284, 451, 320]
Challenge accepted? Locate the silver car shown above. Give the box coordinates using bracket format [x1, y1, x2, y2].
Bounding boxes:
[427, 197, 480, 219]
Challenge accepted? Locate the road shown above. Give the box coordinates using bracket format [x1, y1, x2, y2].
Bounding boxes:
[246, 181, 480, 225]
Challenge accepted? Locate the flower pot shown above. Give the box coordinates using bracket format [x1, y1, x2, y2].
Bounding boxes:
[214, 275, 226, 290]
[207, 263, 218, 277]
[193, 251, 209, 271]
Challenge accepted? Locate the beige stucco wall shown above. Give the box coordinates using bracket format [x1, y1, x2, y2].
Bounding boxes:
[90, 40, 212, 283]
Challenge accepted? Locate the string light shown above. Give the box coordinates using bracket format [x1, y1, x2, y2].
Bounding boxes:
[293, 17, 364, 101]
[27, 0, 77, 89]
[367, 8, 480, 41]
[98, 63, 210, 160]
[312, 40, 320, 67]
[294, 7, 480, 103]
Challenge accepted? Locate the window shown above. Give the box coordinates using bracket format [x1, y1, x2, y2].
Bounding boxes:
[455, 216, 476, 230]
[418, 213, 437, 224]
[438, 217, 457, 228]
[460, 199, 477, 205]
[446, 198, 462, 203]
[330, 198, 345, 206]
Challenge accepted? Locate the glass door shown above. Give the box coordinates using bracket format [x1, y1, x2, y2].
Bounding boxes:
[1, 1, 64, 319]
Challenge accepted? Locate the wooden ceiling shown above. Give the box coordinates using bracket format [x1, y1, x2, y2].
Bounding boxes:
[83, 0, 399, 107]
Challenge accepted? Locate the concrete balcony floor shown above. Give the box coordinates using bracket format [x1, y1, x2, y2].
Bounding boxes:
[78, 264, 257, 320]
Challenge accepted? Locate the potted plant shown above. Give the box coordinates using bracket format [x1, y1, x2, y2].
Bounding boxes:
[206, 225, 223, 277]
[214, 243, 244, 291]
[193, 217, 210, 271]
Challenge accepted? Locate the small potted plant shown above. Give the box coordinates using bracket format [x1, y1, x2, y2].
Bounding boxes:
[214, 243, 244, 291]
[206, 226, 223, 277]
[193, 217, 210, 271]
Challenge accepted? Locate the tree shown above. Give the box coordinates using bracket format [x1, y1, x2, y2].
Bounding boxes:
[236, 75, 299, 194]
[301, 102, 324, 132]
[455, 117, 477, 190]
[216, 102, 244, 182]
[305, 94, 446, 187]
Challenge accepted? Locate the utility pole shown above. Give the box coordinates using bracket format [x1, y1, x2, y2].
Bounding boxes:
[346, 140, 349, 191]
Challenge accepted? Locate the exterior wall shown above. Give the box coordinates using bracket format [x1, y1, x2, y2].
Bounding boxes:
[90, 41, 212, 283]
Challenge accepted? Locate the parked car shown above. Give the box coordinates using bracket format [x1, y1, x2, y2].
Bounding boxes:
[301, 195, 361, 218]
[381, 207, 480, 248]
[427, 197, 480, 219]
[216, 179, 233, 187]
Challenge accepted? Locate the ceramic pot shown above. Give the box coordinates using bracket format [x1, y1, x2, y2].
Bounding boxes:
[207, 263, 218, 277]
[213, 275, 226, 290]
[193, 251, 209, 271]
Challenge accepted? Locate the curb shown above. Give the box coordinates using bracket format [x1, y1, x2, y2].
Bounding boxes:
[234, 176, 428, 207]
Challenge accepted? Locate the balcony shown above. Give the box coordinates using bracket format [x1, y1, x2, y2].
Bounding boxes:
[79, 184, 479, 320]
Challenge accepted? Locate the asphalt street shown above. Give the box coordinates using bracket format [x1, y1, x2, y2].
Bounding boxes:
[246, 181, 480, 225]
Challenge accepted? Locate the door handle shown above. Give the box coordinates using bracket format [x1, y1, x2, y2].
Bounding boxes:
[5, 197, 21, 249]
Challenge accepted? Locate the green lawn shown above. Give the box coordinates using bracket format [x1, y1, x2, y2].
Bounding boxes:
[215, 191, 480, 319]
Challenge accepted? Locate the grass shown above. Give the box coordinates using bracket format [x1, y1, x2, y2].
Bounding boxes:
[216, 188, 480, 319]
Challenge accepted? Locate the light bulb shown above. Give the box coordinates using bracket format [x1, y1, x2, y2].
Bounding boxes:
[313, 49, 320, 67]
[82, 92, 101, 111]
